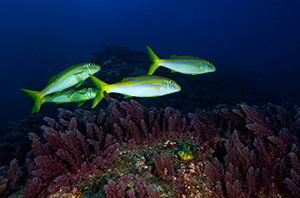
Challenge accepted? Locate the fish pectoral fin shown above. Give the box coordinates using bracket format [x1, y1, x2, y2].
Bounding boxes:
[77, 102, 85, 107]
[75, 80, 85, 88]
[171, 70, 178, 73]
[69, 92, 77, 98]
[74, 70, 85, 75]
[123, 95, 132, 99]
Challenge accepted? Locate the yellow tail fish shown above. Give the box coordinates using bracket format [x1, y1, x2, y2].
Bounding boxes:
[21, 62, 101, 113]
[42, 87, 98, 108]
[88, 74, 181, 108]
[146, 45, 216, 75]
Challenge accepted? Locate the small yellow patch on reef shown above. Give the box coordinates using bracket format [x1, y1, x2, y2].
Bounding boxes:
[178, 144, 193, 161]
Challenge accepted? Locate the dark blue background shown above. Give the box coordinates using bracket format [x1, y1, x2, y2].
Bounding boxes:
[0, 0, 299, 128]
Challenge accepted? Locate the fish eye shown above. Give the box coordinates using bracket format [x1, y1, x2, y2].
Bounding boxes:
[169, 80, 174, 84]
[208, 62, 211, 65]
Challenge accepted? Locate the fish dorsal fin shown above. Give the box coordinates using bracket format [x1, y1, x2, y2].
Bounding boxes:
[121, 77, 130, 82]
[121, 76, 151, 82]
[121, 77, 136, 82]
[169, 55, 201, 59]
[46, 74, 59, 86]
[48, 75, 57, 83]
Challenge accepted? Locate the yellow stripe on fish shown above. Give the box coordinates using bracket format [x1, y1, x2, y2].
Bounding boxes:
[88, 74, 181, 108]
[146, 45, 216, 75]
[21, 62, 101, 113]
[42, 87, 98, 107]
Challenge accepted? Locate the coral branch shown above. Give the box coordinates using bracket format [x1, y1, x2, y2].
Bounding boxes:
[0, 159, 22, 198]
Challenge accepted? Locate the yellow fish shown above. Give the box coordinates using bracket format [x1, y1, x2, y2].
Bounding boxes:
[146, 45, 216, 75]
[21, 62, 101, 113]
[88, 74, 181, 108]
[42, 87, 98, 107]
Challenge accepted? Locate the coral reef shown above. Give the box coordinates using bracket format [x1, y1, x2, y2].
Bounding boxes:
[1, 93, 299, 197]
[205, 103, 300, 197]
[24, 112, 119, 197]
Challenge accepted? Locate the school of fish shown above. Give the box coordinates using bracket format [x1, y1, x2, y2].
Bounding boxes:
[21, 45, 216, 113]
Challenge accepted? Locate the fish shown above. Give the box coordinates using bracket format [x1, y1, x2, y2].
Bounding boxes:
[146, 45, 216, 75]
[88, 74, 181, 108]
[42, 87, 98, 107]
[21, 62, 101, 113]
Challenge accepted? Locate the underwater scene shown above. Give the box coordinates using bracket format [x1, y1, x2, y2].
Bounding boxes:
[0, 0, 300, 197]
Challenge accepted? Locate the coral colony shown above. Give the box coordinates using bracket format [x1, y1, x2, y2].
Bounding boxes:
[0, 45, 299, 197]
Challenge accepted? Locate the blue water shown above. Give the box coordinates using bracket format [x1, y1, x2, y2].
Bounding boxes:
[1, 0, 300, 133]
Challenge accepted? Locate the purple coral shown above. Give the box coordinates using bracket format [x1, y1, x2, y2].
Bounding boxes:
[25, 115, 119, 196]
[285, 152, 300, 197]
[153, 152, 174, 182]
[0, 159, 22, 198]
[1, 95, 299, 197]
[204, 103, 300, 197]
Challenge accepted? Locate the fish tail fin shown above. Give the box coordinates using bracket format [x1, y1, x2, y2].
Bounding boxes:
[146, 45, 160, 75]
[21, 88, 42, 113]
[88, 74, 108, 108]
